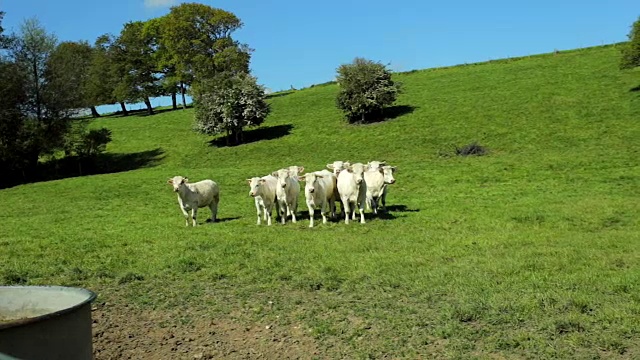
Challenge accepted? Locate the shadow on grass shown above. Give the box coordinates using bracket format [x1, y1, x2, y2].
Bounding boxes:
[385, 204, 420, 213]
[1, 148, 165, 189]
[98, 105, 193, 119]
[208, 124, 294, 148]
[630, 85, 640, 92]
[207, 217, 241, 223]
[266, 90, 295, 99]
[353, 105, 418, 125]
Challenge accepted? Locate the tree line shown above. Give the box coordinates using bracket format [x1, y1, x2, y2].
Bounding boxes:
[0, 3, 258, 182]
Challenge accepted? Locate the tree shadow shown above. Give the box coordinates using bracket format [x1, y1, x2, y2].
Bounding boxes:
[208, 124, 294, 148]
[266, 90, 295, 99]
[206, 216, 241, 223]
[1, 148, 165, 189]
[385, 204, 420, 213]
[630, 85, 640, 92]
[354, 105, 418, 125]
[102, 105, 193, 118]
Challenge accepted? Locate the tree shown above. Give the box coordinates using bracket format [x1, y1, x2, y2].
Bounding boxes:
[85, 34, 129, 116]
[335, 57, 402, 123]
[621, 16, 640, 70]
[193, 73, 270, 145]
[11, 18, 57, 122]
[8, 18, 78, 171]
[46, 41, 98, 117]
[158, 3, 251, 100]
[111, 21, 161, 115]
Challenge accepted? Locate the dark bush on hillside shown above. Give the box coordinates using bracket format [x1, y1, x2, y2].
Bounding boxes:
[193, 72, 270, 146]
[75, 128, 112, 158]
[455, 142, 487, 156]
[336, 57, 402, 124]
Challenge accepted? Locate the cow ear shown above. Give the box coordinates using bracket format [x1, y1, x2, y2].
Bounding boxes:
[168, 179, 173, 184]
[259, 179, 266, 183]
[326, 164, 334, 169]
[246, 179, 252, 184]
[298, 166, 304, 174]
[316, 175, 323, 179]
[392, 166, 397, 172]
[271, 171, 278, 177]
[298, 176, 306, 181]
[183, 178, 188, 183]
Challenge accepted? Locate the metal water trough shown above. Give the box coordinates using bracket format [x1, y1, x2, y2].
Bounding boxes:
[0, 286, 97, 360]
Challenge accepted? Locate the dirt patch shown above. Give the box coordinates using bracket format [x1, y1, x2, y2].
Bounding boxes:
[92, 301, 320, 359]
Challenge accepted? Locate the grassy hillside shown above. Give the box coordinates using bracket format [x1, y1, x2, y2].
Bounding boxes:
[1, 44, 639, 358]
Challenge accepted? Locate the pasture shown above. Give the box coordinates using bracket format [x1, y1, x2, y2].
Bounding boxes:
[1, 44, 639, 358]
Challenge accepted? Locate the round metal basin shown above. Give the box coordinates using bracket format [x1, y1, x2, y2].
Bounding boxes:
[0, 285, 97, 360]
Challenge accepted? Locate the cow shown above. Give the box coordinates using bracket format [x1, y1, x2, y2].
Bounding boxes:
[378, 165, 397, 212]
[299, 169, 337, 227]
[336, 162, 367, 224]
[247, 175, 278, 226]
[272, 168, 300, 224]
[364, 165, 396, 214]
[168, 176, 220, 226]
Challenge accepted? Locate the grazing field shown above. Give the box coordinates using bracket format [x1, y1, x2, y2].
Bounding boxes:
[1, 44, 639, 359]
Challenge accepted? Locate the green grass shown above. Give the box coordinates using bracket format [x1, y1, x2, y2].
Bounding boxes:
[2, 43, 640, 358]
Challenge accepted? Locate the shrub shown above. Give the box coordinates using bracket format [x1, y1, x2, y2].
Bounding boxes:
[455, 142, 487, 156]
[193, 72, 270, 145]
[336, 57, 401, 123]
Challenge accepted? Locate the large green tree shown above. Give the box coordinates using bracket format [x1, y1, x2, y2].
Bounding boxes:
[11, 18, 57, 122]
[193, 72, 270, 145]
[157, 3, 251, 100]
[111, 21, 161, 115]
[336, 57, 402, 123]
[85, 34, 129, 116]
[621, 16, 640, 70]
[46, 41, 99, 117]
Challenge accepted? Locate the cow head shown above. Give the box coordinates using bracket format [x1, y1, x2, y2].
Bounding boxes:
[168, 176, 188, 192]
[247, 177, 266, 197]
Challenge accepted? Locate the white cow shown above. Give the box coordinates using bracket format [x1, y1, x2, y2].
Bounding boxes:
[336, 162, 367, 224]
[364, 165, 396, 214]
[247, 175, 278, 226]
[378, 165, 397, 212]
[272, 168, 300, 224]
[287, 165, 305, 180]
[300, 169, 337, 227]
[326, 160, 351, 176]
[168, 176, 220, 226]
[366, 160, 388, 171]
[326, 161, 351, 215]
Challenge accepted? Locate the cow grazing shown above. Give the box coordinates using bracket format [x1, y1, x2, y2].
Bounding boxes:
[336, 162, 367, 224]
[168, 176, 220, 226]
[247, 175, 278, 226]
[272, 168, 300, 224]
[364, 165, 396, 214]
[299, 169, 337, 227]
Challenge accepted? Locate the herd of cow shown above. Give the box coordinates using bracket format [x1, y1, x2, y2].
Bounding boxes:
[167, 160, 398, 228]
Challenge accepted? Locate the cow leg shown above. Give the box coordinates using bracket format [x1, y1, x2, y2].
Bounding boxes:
[290, 203, 297, 223]
[191, 207, 198, 226]
[256, 204, 262, 225]
[342, 199, 350, 224]
[307, 203, 315, 228]
[209, 199, 218, 223]
[266, 205, 273, 226]
[358, 202, 366, 224]
[181, 206, 190, 227]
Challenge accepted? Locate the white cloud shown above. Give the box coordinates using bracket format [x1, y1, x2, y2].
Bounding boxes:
[144, 0, 178, 8]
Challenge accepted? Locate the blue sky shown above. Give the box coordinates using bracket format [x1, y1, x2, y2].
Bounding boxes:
[1, 0, 638, 111]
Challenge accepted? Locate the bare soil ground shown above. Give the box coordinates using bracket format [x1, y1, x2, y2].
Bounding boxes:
[91, 301, 321, 360]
